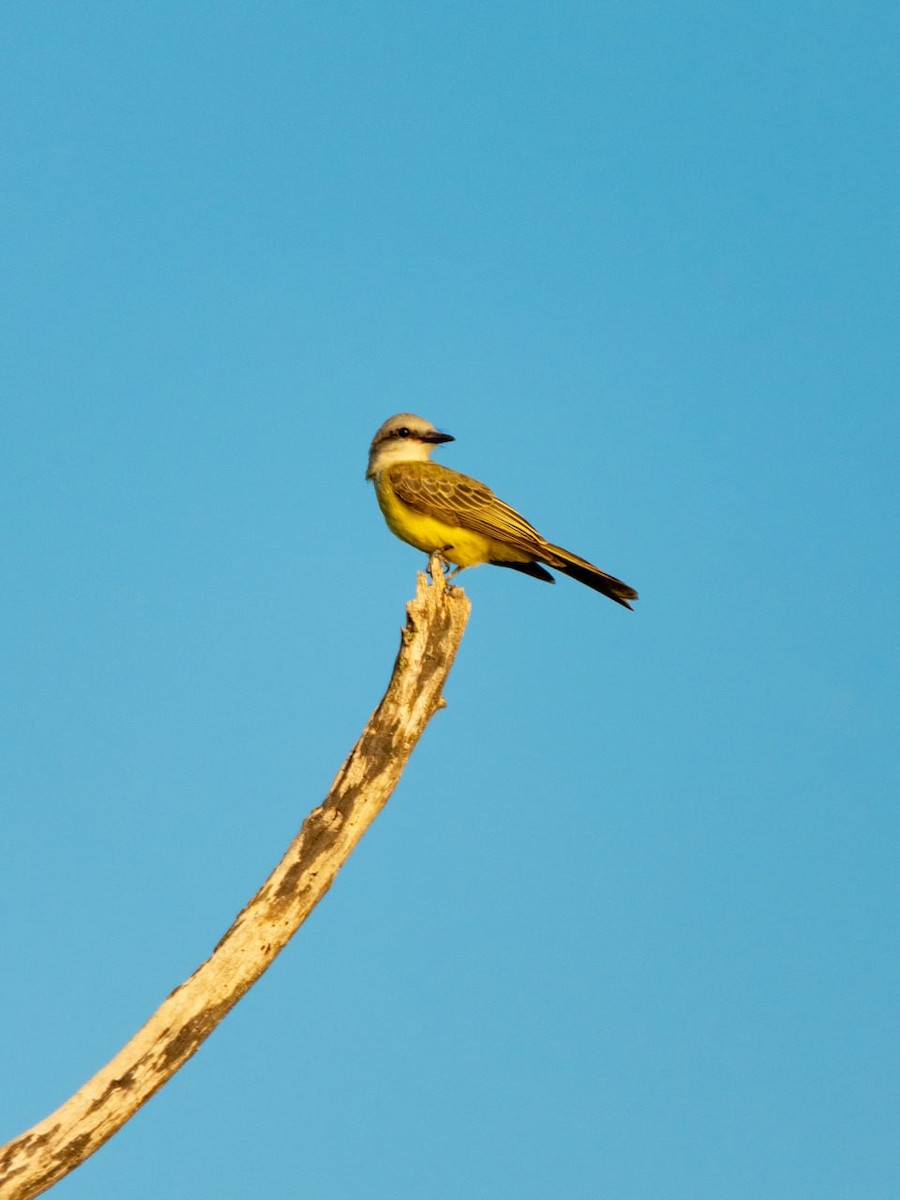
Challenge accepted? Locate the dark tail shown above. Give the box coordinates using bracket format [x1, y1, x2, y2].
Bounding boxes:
[491, 549, 637, 609]
[546, 545, 638, 610]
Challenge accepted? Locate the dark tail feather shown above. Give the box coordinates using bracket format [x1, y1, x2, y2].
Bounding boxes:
[557, 562, 636, 609]
[548, 547, 638, 610]
[489, 559, 556, 584]
[491, 550, 638, 610]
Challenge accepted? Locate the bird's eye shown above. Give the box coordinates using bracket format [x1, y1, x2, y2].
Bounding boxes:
[397, 427, 411, 438]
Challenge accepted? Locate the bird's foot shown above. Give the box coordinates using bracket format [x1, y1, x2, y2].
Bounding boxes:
[427, 549, 462, 587]
[427, 550, 450, 581]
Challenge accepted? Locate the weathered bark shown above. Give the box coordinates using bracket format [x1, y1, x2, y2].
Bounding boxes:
[0, 565, 470, 1200]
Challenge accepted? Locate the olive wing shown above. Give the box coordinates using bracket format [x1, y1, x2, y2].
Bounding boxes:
[387, 463, 546, 552]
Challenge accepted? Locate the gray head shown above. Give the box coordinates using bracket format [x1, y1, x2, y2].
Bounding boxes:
[366, 413, 455, 478]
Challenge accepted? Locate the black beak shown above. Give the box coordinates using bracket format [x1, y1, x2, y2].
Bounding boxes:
[424, 430, 454, 445]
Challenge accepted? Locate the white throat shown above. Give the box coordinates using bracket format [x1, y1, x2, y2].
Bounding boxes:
[366, 437, 436, 478]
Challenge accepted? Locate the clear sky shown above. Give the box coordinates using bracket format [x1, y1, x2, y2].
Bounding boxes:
[2, 3, 897, 1197]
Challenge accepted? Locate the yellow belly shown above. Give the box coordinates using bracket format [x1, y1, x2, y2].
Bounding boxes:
[374, 472, 516, 568]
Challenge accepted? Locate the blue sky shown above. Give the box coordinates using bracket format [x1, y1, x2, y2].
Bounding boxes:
[2, 3, 897, 1197]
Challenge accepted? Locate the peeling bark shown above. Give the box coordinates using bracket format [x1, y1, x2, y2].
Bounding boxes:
[0, 566, 470, 1200]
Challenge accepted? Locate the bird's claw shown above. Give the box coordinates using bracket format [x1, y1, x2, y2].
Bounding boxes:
[427, 549, 462, 585]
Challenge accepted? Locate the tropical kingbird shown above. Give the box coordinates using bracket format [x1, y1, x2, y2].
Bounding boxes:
[366, 413, 638, 609]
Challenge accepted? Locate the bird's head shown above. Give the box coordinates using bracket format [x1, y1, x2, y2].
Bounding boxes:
[366, 413, 455, 478]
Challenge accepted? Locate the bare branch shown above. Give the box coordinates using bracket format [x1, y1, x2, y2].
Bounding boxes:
[0, 568, 471, 1200]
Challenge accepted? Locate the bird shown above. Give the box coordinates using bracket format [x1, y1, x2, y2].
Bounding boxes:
[366, 413, 638, 609]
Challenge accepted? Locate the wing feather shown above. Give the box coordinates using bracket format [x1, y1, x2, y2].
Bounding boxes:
[387, 462, 546, 552]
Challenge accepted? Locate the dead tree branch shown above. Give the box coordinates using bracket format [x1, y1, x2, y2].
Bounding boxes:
[0, 565, 470, 1200]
